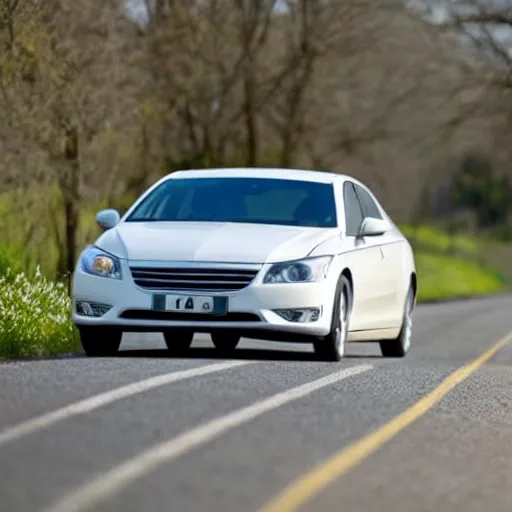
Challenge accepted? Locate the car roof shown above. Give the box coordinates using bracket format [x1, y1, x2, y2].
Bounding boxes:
[167, 167, 349, 184]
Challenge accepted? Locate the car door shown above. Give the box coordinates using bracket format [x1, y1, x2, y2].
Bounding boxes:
[340, 181, 386, 332]
[353, 183, 401, 328]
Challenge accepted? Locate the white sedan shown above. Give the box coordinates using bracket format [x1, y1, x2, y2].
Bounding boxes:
[72, 167, 417, 361]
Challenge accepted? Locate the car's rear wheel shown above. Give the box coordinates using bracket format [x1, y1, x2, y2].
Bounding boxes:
[211, 332, 240, 354]
[79, 327, 122, 357]
[380, 286, 414, 358]
[163, 330, 194, 355]
[314, 276, 351, 362]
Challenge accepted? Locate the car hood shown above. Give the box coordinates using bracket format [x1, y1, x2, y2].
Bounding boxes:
[95, 222, 338, 264]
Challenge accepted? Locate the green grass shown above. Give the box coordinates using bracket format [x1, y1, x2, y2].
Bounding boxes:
[0, 187, 103, 278]
[400, 225, 478, 254]
[412, 252, 504, 302]
[400, 224, 509, 302]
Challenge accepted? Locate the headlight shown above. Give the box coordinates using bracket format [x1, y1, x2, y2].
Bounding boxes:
[81, 246, 122, 279]
[263, 256, 332, 284]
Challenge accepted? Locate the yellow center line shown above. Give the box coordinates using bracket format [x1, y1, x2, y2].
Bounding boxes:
[259, 332, 512, 512]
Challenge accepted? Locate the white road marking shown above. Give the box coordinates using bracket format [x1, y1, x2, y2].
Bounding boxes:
[43, 364, 373, 512]
[0, 361, 254, 447]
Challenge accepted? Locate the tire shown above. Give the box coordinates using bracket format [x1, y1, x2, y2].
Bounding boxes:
[79, 327, 122, 357]
[313, 276, 351, 362]
[211, 332, 240, 354]
[380, 286, 414, 358]
[163, 330, 194, 355]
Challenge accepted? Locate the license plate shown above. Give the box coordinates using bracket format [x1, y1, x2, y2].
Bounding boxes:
[152, 295, 228, 315]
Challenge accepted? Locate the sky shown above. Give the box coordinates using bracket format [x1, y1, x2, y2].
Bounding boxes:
[124, 0, 289, 25]
[125, 0, 150, 25]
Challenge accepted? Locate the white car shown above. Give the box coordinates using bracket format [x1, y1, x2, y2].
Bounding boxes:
[72, 167, 416, 361]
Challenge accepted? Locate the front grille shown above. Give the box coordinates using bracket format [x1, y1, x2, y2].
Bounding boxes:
[129, 266, 259, 292]
[120, 310, 261, 322]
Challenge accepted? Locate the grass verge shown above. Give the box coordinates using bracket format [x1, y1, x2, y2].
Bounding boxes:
[413, 252, 505, 302]
[401, 225, 509, 302]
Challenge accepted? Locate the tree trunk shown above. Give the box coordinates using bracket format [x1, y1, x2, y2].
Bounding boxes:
[243, 70, 258, 167]
[61, 125, 80, 285]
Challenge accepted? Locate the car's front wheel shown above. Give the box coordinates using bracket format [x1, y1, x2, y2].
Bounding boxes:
[211, 332, 240, 354]
[79, 327, 122, 357]
[163, 330, 194, 355]
[314, 276, 351, 362]
[380, 285, 414, 358]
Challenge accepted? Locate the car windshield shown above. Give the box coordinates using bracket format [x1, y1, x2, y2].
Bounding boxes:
[126, 177, 337, 228]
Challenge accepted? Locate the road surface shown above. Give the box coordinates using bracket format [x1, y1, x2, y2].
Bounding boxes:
[0, 295, 511, 512]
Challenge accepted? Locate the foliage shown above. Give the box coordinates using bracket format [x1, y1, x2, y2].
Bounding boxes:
[400, 224, 508, 302]
[6, 0, 510, 274]
[0, 0, 510, 358]
[0, 244, 24, 279]
[400, 225, 478, 254]
[0, 269, 79, 359]
[450, 152, 512, 230]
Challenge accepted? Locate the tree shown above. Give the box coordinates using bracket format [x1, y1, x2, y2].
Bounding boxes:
[451, 150, 512, 229]
[0, 0, 136, 277]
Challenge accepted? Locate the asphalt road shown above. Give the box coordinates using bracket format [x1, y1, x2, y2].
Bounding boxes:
[1, 295, 512, 512]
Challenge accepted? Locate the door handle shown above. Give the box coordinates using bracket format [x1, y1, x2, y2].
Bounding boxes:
[379, 247, 384, 260]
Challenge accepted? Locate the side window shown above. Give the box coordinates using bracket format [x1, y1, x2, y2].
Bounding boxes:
[354, 184, 383, 220]
[343, 182, 364, 236]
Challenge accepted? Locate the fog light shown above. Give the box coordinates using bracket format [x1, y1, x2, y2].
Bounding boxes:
[76, 301, 112, 317]
[274, 307, 321, 323]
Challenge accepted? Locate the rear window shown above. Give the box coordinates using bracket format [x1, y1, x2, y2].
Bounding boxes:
[126, 177, 337, 228]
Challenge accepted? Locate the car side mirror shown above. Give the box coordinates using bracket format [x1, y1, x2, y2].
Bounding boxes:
[96, 209, 121, 230]
[358, 217, 389, 237]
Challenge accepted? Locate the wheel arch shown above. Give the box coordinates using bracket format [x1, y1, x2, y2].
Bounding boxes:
[340, 267, 354, 313]
[410, 271, 417, 302]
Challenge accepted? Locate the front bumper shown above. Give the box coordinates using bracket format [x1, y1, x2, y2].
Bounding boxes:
[72, 264, 336, 340]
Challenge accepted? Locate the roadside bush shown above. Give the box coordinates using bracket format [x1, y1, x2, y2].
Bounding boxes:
[451, 152, 512, 230]
[0, 269, 79, 358]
